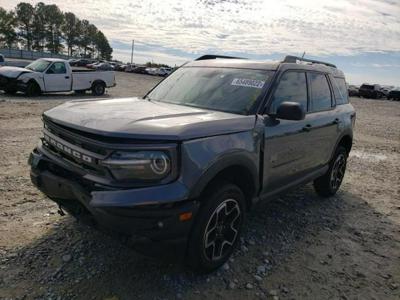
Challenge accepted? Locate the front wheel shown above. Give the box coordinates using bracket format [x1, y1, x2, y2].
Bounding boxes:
[186, 182, 245, 273]
[25, 82, 41, 97]
[313, 146, 347, 197]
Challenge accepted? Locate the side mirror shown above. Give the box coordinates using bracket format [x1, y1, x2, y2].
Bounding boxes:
[276, 101, 305, 121]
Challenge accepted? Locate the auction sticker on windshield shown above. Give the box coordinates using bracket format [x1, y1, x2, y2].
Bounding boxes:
[231, 78, 265, 89]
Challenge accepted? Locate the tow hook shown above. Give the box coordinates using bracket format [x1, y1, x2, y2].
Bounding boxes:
[57, 206, 65, 216]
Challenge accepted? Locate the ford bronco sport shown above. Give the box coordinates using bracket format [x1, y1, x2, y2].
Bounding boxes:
[29, 55, 355, 272]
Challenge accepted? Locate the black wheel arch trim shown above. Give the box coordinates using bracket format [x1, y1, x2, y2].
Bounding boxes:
[331, 131, 353, 160]
[188, 152, 259, 202]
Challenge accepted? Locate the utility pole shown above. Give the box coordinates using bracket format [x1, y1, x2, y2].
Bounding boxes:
[130, 40, 134, 64]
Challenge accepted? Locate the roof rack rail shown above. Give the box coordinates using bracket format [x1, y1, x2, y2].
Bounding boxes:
[283, 55, 337, 68]
[195, 54, 246, 61]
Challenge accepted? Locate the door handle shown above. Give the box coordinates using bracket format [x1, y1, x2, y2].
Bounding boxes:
[65, 76, 70, 79]
[302, 124, 312, 132]
[332, 118, 340, 124]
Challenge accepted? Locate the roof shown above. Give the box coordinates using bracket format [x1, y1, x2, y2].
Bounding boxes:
[185, 59, 280, 70]
[37, 58, 66, 62]
[185, 56, 345, 78]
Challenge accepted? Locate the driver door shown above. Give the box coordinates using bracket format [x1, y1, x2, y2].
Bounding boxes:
[43, 62, 71, 92]
[261, 71, 313, 193]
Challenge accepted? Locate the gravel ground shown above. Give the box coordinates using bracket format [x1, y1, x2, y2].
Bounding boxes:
[0, 72, 399, 300]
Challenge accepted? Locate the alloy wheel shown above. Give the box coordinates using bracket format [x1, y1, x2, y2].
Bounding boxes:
[203, 199, 241, 261]
[330, 153, 346, 190]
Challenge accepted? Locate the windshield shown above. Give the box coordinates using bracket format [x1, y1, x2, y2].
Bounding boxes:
[26, 60, 51, 72]
[147, 67, 274, 114]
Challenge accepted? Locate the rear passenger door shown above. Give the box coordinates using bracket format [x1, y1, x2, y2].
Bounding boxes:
[305, 72, 339, 168]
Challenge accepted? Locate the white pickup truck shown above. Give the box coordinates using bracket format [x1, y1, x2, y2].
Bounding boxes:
[0, 58, 116, 96]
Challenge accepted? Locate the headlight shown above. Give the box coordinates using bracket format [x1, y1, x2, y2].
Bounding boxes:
[101, 151, 172, 181]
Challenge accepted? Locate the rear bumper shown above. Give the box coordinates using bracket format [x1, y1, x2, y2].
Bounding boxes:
[29, 148, 198, 252]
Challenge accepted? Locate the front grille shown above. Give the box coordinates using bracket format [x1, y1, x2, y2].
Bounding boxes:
[42, 119, 110, 178]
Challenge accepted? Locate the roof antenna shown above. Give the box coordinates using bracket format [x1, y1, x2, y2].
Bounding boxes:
[301, 51, 306, 59]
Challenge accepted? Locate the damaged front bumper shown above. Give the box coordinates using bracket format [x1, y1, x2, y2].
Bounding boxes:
[0, 75, 27, 92]
[28, 147, 199, 256]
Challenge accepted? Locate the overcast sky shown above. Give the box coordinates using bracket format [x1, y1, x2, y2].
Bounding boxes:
[1, 0, 399, 85]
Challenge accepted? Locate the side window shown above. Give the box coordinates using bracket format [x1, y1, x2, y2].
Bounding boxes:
[309, 73, 332, 112]
[332, 77, 349, 105]
[47, 62, 66, 74]
[270, 71, 307, 113]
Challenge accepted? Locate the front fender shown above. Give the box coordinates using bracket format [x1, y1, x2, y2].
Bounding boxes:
[18, 73, 44, 91]
[180, 130, 261, 200]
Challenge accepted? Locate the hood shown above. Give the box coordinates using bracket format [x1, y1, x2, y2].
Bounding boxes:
[0, 66, 32, 78]
[44, 97, 256, 140]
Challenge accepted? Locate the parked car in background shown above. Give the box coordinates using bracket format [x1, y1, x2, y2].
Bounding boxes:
[380, 85, 393, 97]
[125, 64, 137, 73]
[67, 59, 77, 66]
[387, 87, 400, 101]
[0, 58, 115, 96]
[348, 85, 359, 97]
[95, 62, 113, 71]
[132, 66, 148, 74]
[358, 84, 386, 99]
[0, 54, 5, 67]
[146, 67, 158, 75]
[109, 62, 118, 70]
[71, 59, 95, 67]
[115, 64, 127, 72]
[157, 67, 172, 76]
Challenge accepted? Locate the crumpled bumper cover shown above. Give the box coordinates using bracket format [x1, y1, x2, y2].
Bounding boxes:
[0, 75, 27, 92]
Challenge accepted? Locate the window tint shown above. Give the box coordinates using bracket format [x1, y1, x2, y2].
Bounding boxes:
[270, 72, 307, 113]
[47, 62, 66, 74]
[332, 77, 349, 105]
[309, 73, 332, 111]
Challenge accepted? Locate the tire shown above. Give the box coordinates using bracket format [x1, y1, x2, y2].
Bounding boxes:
[25, 81, 41, 97]
[313, 146, 347, 197]
[91, 81, 105, 96]
[186, 182, 245, 273]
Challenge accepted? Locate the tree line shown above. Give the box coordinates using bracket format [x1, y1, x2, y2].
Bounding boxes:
[0, 2, 113, 60]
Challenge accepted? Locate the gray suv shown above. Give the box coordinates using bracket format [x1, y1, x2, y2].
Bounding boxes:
[29, 55, 355, 272]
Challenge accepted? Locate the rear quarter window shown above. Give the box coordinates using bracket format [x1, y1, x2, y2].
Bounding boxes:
[332, 77, 349, 105]
[309, 73, 332, 112]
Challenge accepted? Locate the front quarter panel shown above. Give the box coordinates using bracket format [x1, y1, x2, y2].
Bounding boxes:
[18, 73, 44, 91]
[181, 129, 261, 199]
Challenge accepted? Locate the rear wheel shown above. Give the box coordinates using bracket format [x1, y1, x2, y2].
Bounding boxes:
[313, 146, 347, 197]
[91, 82, 105, 96]
[25, 82, 41, 97]
[186, 182, 245, 273]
